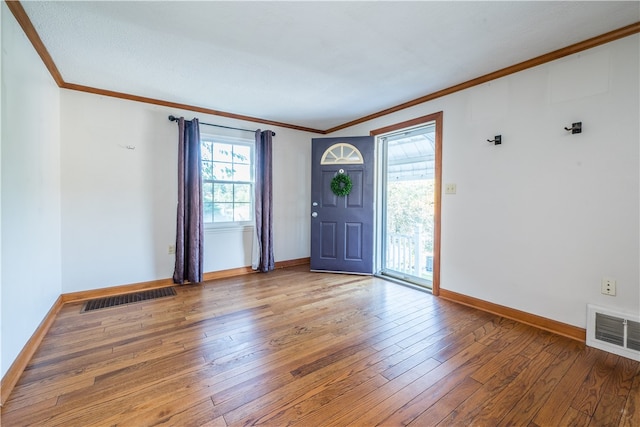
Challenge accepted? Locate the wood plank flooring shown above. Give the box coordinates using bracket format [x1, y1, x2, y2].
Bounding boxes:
[1, 266, 638, 426]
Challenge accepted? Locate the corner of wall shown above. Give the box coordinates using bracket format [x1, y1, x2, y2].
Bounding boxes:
[1, 0, 63, 379]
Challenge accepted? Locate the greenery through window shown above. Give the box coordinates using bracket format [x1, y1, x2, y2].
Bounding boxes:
[201, 135, 253, 224]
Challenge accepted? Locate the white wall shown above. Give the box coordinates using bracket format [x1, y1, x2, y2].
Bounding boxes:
[330, 35, 640, 329]
[1, 3, 62, 377]
[60, 91, 312, 292]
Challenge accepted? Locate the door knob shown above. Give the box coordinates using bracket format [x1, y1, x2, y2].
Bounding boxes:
[311, 212, 318, 218]
[312, 202, 318, 207]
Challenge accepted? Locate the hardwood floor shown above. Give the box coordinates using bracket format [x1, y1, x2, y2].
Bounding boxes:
[1, 266, 638, 426]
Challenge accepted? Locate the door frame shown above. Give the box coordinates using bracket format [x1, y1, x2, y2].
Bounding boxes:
[370, 111, 443, 296]
[310, 136, 375, 274]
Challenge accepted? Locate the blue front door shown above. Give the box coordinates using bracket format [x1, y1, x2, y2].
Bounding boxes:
[310, 136, 374, 274]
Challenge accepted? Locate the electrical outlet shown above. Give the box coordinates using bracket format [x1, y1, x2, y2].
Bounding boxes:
[601, 278, 616, 296]
[445, 183, 457, 194]
[168, 244, 176, 255]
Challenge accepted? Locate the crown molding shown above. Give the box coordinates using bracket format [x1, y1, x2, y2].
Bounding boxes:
[325, 21, 640, 133]
[6, 1, 639, 135]
[4, 0, 64, 86]
[60, 82, 324, 134]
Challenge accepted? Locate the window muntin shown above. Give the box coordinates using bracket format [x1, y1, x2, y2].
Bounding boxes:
[320, 142, 364, 165]
[201, 135, 254, 225]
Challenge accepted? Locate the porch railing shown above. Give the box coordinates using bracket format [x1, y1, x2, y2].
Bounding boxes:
[386, 226, 432, 277]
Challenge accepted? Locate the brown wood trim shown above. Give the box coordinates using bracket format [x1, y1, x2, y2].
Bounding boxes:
[202, 257, 311, 280]
[0, 295, 64, 406]
[274, 257, 311, 269]
[369, 113, 442, 136]
[202, 266, 255, 281]
[432, 113, 443, 297]
[326, 22, 640, 133]
[4, 0, 65, 86]
[439, 288, 586, 342]
[60, 83, 325, 134]
[202, 257, 310, 281]
[370, 112, 443, 296]
[61, 278, 176, 303]
[62, 257, 311, 302]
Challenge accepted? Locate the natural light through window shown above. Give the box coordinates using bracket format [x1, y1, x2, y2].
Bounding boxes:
[320, 143, 364, 165]
[201, 135, 254, 224]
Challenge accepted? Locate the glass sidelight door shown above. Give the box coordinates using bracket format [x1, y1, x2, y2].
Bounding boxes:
[378, 122, 437, 289]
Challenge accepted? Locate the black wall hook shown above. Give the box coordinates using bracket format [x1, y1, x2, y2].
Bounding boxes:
[564, 122, 582, 134]
[487, 135, 502, 145]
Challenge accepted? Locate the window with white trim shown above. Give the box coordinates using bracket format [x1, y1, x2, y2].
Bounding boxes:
[201, 134, 254, 225]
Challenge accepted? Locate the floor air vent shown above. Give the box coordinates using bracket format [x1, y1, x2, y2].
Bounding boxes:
[83, 287, 176, 312]
[587, 304, 640, 361]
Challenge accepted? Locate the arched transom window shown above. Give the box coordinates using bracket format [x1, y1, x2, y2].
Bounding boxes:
[320, 143, 364, 165]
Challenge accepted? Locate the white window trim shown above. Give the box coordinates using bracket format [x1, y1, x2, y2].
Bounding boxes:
[205, 224, 254, 234]
[201, 132, 255, 229]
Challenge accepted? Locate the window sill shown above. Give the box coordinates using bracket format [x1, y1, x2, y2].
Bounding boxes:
[204, 224, 254, 234]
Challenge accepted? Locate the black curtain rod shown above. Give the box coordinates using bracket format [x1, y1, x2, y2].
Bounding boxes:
[168, 115, 275, 136]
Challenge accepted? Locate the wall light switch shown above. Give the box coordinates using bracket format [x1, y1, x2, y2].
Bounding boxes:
[445, 183, 457, 194]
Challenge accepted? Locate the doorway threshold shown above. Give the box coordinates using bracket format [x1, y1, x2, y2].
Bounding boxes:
[375, 273, 433, 294]
[310, 269, 372, 276]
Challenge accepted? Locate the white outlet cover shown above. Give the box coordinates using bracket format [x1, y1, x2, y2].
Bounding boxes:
[601, 278, 616, 296]
[445, 183, 457, 194]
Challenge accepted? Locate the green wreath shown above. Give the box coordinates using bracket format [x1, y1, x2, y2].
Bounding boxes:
[330, 173, 353, 197]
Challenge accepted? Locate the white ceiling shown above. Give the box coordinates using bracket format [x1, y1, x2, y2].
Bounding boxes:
[21, 1, 640, 131]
